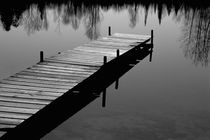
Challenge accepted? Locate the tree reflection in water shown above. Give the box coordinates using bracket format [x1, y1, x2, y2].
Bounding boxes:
[0, 1, 209, 66]
[84, 6, 102, 40]
[20, 5, 48, 35]
[180, 8, 210, 66]
[128, 4, 139, 28]
[62, 3, 83, 30]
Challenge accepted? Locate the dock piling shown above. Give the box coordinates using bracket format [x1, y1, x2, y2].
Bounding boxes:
[116, 49, 120, 57]
[151, 30, 153, 45]
[150, 30, 154, 62]
[40, 51, 44, 62]
[103, 56, 107, 65]
[108, 26, 111, 36]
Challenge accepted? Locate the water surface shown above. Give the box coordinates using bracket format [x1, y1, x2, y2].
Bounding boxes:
[0, 1, 210, 140]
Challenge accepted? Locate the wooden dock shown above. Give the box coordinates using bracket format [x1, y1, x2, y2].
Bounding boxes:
[0, 32, 153, 139]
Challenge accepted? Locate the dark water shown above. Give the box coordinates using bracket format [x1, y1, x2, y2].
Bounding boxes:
[0, 1, 210, 140]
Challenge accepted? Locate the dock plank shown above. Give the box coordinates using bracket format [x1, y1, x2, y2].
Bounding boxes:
[0, 118, 23, 125]
[74, 46, 127, 56]
[38, 61, 100, 70]
[0, 111, 31, 120]
[83, 43, 131, 51]
[12, 74, 79, 83]
[0, 80, 74, 90]
[27, 68, 95, 77]
[0, 87, 62, 97]
[0, 83, 68, 93]
[45, 59, 102, 67]
[0, 91, 57, 101]
[0, 101, 44, 109]
[0, 106, 38, 115]
[35, 63, 98, 72]
[0, 96, 50, 105]
[113, 33, 151, 40]
[64, 49, 117, 57]
[100, 36, 143, 43]
[0, 124, 16, 130]
[89, 40, 137, 46]
[30, 66, 96, 75]
[16, 72, 85, 81]
[6, 77, 77, 86]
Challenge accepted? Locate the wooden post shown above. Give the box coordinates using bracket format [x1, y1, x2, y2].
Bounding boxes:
[40, 51, 44, 62]
[150, 30, 154, 62]
[115, 50, 119, 89]
[116, 49, 120, 57]
[103, 56, 107, 65]
[102, 89, 106, 107]
[151, 30, 153, 45]
[108, 26, 111, 36]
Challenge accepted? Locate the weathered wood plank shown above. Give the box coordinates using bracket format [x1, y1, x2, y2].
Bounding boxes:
[52, 52, 106, 59]
[50, 55, 108, 62]
[0, 117, 23, 125]
[113, 33, 151, 40]
[52, 52, 115, 61]
[35, 63, 98, 73]
[30, 66, 96, 75]
[6, 77, 77, 86]
[38, 61, 100, 70]
[0, 87, 62, 97]
[74, 46, 127, 56]
[83, 43, 131, 51]
[0, 84, 68, 93]
[44, 59, 101, 67]
[46, 57, 107, 65]
[0, 111, 31, 120]
[75, 46, 121, 53]
[12, 75, 79, 83]
[0, 124, 16, 129]
[100, 36, 143, 43]
[0, 106, 38, 115]
[65, 49, 117, 57]
[0, 101, 44, 109]
[26, 67, 94, 76]
[16, 70, 86, 81]
[25, 67, 92, 75]
[60, 49, 108, 57]
[89, 40, 137, 47]
[45, 59, 102, 67]
[16, 72, 85, 81]
[0, 80, 74, 90]
[0, 96, 50, 105]
[0, 91, 57, 101]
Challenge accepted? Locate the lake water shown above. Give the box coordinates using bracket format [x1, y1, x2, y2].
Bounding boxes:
[0, 1, 210, 140]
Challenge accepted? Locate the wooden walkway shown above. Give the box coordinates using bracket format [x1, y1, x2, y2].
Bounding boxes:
[0, 32, 153, 139]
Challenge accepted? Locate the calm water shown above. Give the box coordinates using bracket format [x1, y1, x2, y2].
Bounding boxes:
[0, 1, 210, 140]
